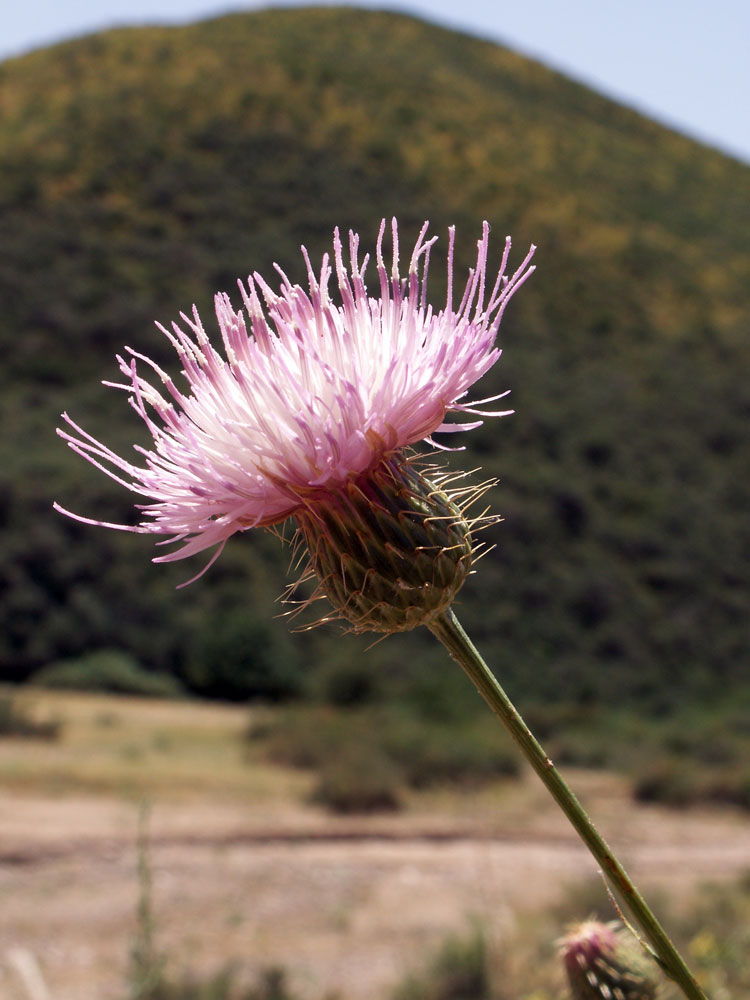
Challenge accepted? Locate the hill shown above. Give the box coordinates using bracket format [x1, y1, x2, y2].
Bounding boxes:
[0, 6, 748, 718]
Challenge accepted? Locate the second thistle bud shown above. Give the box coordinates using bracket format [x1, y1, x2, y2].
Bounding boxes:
[294, 459, 473, 633]
[561, 921, 660, 1000]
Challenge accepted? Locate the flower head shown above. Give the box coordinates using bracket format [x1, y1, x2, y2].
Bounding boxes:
[56, 220, 534, 622]
[560, 920, 660, 1000]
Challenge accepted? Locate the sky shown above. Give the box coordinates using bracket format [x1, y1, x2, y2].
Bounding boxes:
[2, 0, 748, 164]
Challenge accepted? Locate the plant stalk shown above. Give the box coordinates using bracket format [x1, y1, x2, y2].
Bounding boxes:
[428, 608, 708, 1000]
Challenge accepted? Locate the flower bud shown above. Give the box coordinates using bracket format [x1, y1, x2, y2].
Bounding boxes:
[561, 920, 659, 1000]
[294, 459, 473, 633]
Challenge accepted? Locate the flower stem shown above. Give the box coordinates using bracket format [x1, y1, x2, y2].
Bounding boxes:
[428, 608, 708, 1000]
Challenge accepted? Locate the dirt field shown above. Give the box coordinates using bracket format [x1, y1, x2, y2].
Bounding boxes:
[0, 691, 748, 1000]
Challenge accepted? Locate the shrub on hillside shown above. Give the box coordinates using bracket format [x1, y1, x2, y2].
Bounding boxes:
[0, 695, 61, 740]
[633, 757, 750, 811]
[311, 743, 403, 813]
[251, 704, 520, 812]
[32, 649, 184, 698]
[186, 615, 303, 702]
[632, 756, 700, 808]
[379, 714, 520, 789]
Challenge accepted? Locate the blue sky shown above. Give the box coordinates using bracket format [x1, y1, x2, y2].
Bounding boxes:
[2, 0, 748, 164]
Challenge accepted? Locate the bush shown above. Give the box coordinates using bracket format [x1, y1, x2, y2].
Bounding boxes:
[32, 649, 184, 698]
[316, 657, 381, 706]
[253, 704, 521, 811]
[702, 769, 750, 810]
[547, 730, 610, 769]
[311, 743, 402, 813]
[633, 756, 750, 811]
[186, 616, 303, 702]
[676, 874, 750, 996]
[248, 706, 352, 770]
[0, 695, 61, 740]
[380, 714, 520, 789]
[393, 927, 491, 1000]
[632, 756, 700, 808]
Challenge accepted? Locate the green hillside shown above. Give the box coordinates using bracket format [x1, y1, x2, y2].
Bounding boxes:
[1, 6, 748, 720]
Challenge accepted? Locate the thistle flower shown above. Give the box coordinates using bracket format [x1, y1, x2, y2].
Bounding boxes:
[561, 920, 660, 1000]
[56, 220, 534, 630]
[54, 224, 708, 1000]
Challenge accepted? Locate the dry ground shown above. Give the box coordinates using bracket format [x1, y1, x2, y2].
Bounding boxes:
[0, 690, 748, 1000]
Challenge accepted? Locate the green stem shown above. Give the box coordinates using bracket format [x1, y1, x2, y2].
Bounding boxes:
[428, 608, 708, 1000]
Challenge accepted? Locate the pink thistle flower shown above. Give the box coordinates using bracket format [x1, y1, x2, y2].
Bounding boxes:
[56, 220, 534, 618]
[560, 920, 659, 1000]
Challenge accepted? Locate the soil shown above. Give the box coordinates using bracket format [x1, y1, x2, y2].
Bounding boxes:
[1, 770, 748, 1000]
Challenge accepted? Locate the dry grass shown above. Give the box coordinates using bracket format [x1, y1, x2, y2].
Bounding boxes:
[0, 685, 306, 802]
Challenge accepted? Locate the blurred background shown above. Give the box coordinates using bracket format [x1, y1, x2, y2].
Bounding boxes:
[4, 0, 750, 162]
[0, 3, 748, 998]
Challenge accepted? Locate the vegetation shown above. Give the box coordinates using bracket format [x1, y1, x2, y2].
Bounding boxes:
[677, 872, 750, 996]
[525, 691, 750, 809]
[386, 875, 750, 999]
[129, 805, 298, 1000]
[0, 686, 270, 799]
[393, 927, 492, 1000]
[32, 648, 185, 697]
[120, 879, 750, 998]
[251, 695, 750, 812]
[0, 693, 61, 739]
[0, 8, 748, 740]
[5, 683, 747, 812]
[250, 703, 521, 812]
[1, 688, 747, 995]
[123, 825, 750, 999]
